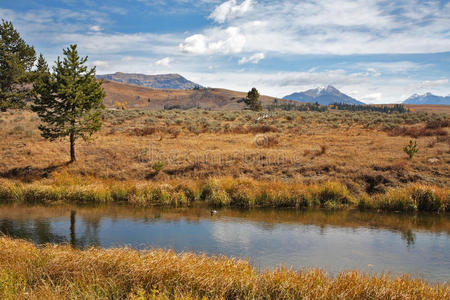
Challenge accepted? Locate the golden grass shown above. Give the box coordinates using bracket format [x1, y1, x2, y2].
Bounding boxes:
[0, 174, 448, 212]
[0, 236, 448, 299]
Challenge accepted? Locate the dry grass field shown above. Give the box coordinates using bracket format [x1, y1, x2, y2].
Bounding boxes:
[1, 108, 448, 191]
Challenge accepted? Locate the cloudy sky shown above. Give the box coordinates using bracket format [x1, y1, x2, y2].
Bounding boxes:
[2, 0, 450, 103]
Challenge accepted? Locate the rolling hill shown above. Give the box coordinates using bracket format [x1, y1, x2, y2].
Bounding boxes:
[97, 72, 201, 90]
[101, 80, 287, 110]
[283, 85, 364, 105]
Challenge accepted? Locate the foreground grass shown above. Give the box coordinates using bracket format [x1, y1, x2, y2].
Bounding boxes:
[0, 237, 448, 299]
[0, 175, 448, 213]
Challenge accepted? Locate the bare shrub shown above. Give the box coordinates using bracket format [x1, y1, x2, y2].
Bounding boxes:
[426, 119, 449, 129]
[248, 125, 279, 134]
[388, 126, 448, 138]
[133, 127, 159, 136]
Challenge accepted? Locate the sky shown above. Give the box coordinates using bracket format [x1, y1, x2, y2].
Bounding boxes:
[1, 0, 449, 103]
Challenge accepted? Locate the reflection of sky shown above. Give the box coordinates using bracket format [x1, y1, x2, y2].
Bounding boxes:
[208, 221, 450, 280]
[1, 211, 449, 282]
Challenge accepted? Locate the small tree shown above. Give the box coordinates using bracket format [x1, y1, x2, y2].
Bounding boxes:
[403, 139, 418, 159]
[0, 19, 36, 111]
[244, 87, 262, 111]
[32, 45, 105, 162]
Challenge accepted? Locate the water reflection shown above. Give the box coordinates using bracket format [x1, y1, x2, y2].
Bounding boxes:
[0, 204, 449, 282]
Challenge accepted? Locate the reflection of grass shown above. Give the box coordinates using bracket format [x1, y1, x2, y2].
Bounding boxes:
[0, 237, 448, 299]
[1, 174, 448, 213]
[1, 205, 449, 244]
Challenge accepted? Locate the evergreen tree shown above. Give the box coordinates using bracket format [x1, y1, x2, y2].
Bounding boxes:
[33, 53, 50, 85]
[32, 45, 105, 162]
[0, 19, 36, 111]
[244, 87, 262, 111]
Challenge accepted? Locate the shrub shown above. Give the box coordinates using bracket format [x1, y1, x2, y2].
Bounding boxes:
[426, 119, 449, 129]
[133, 126, 158, 136]
[168, 127, 181, 138]
[403, 140, 418, 159]
[152, 161, 164, 173]
[412, 186, 446, 212]
[388, 126, 447, 138]
[248, 125, 279, 134]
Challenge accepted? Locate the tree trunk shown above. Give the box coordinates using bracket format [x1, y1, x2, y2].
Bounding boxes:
[70, 133, 76, 162]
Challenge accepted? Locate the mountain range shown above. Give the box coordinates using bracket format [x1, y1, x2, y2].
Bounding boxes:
[97, 72, 449, 106]
[402, 93, 450, 105]
[96, 72, 201, 90]
[282, 85, 364, 105]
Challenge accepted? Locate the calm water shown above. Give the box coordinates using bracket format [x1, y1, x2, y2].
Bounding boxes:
[0, 204, 449, 282]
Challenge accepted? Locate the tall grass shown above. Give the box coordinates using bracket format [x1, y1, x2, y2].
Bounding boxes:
[0, 174, 448, 212]
[0, 237, 448, 299]
[358, 185, 449, 213]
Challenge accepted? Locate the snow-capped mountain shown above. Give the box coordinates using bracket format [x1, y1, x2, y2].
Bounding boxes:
[402, 93, 450, 105]
[282, 85, 364, 105]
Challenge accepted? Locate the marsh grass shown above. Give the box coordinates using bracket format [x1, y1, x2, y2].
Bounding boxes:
[0, 174, 447, 212]
[0, 237, 448, 299]
[367, 185, 449, 213]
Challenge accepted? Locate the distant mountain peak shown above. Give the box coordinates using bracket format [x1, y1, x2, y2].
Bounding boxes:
[403, 92, 449, 105]
[283, 85, 364, 105]
[96, 72, 201, 90]
[325, 85, 338, 92]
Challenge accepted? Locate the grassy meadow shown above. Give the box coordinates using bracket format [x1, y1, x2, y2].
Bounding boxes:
[0, 107, 448, 212]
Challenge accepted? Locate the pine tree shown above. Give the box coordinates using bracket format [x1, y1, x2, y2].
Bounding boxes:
[32, 45, 105, 162]
[34, 53, 49, 79]
[244, 87, 262, 111]
[0, 19, 36, 111]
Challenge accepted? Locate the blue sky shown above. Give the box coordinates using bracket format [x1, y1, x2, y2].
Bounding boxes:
[1, 0, 449, 103]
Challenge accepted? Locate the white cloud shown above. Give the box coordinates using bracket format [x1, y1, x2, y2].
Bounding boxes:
[238, 52, 264, 64]
[354, 61, 430, 74]
[89, 25, 102, 32]
[182, 0, 450, 55]
[179, 27, 245, 54]
[209, 0, 253, 23]
[416, 79, 449, 90]
[91, 60, 109, 68]
[155, 57, 172, 66]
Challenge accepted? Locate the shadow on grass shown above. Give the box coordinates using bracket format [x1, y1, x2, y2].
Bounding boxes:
[0, 162, 70, 182]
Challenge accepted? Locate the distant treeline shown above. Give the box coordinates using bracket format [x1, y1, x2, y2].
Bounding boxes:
[331, 103, 410, 113]
[267, 101, 328, 112]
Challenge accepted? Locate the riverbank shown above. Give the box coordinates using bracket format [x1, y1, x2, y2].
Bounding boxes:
[0, 236, 448, 299]
[0, 175, 448, 213]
